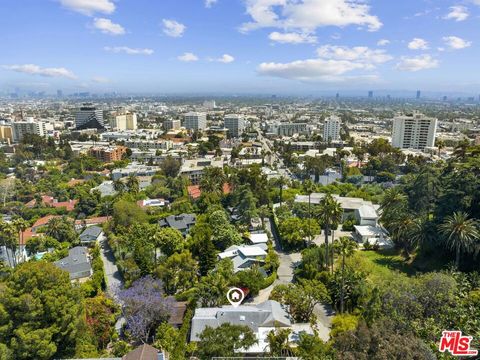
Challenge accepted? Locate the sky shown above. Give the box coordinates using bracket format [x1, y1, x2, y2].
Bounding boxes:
[1, 0, 480, 95]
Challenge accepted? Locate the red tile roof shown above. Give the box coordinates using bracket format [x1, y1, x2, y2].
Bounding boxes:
[187, 183, 232, 200]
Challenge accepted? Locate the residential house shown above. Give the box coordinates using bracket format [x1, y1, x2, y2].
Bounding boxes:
[54, 246, 92, 282]
[248, 232, 269, 245]
[91, 181, 117, 197]
[218, 244, 267, 273]
[190, 300, 291, 354]
[25, 195, 78, 212]
[294, 193, 379, 226]
[137, 198, 170, 208]
[159, 214, 196, 236]
[79, 225, 103, 244]
[122, 344, 167, 360]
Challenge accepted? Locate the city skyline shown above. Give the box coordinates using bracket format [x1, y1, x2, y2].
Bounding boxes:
[1, 0, 480, 95]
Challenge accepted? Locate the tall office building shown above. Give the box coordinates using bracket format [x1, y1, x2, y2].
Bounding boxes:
[416, 90, 421, 99]
[57, 89, 63, 98]
[368, 91, 373, 98]
[184, 112, 207, 130]
[391, 112, 437, 150]
[112, 112, 137, 130]
[75, 104, 105, 130]
[224, 114, 245, 137]
[12, 118, 46, 142]
[323, 116, 342, 141]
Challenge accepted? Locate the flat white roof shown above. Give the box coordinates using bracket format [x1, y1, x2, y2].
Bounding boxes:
[249, 233, 269, 244]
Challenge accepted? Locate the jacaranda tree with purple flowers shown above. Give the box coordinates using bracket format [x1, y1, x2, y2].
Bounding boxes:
[118, 276, 174, 343]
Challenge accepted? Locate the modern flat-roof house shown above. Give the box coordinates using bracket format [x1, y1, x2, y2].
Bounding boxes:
[218, 244, 268, 273]
[54, 246, 92, 282]
[191, 300, 291, 354]
[79, 225, 103, 244]
[159, 213, 196, 236]
[295, 193, 379, 226]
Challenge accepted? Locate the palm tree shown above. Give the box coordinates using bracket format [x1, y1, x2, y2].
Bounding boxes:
[113, 179, 125, 193]
[439, 212, 479, 269]
[379, 187, 408, 228]
[0, 221, 17, 267]
[257, 205, 272, 229]
[12, 218, 28, 264]
[318, 194, 343, 271]
[304, 179, 315, 245]
[126, 175, 139, 194]
[334, 236, 358, 313]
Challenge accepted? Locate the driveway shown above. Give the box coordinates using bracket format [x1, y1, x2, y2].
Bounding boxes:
[252, 217, 334, 341]
[98, 234, 125, 334]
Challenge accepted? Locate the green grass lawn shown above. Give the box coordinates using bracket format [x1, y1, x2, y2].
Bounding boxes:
[347, 249, 412, 285]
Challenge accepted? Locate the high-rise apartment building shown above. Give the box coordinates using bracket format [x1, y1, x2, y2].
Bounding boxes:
[75, 104, 105, 130]
[268, 122, 308, 137]
[224, 114, 245, 137]
[416, 90, 421, 99]
[323, 116, 341, 141]
[391, 112, 437, 150]
[164, 119, 181, 131]
[0, 124, 13, 143]
[368, 91, 373, 98]
[112, 112, 137, 131]
[12, 118, 46, 142]
[184, 112, 207, 130]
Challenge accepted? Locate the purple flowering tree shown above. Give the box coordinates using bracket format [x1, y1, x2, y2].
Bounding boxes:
[118, 276, 175, 343]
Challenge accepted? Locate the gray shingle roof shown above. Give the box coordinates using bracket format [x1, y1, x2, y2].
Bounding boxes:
[190, 300, 291, 341]
[80, 225, 103, 242]
[159, 213, 196, 232]
[54, 246, 92, 280]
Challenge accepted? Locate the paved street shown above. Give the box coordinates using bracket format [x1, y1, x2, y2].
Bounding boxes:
[98, 234, 125, 333]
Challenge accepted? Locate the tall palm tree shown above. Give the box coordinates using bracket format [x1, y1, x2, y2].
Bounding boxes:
[0, 221, 17, 267]
[113, 179, 125, 193]
[318, 194, 343, 271]
[304, 179, 315, 245]
[126, 175, 139, 194]
[334, 236, 358, 313]
[439, 212, 479, 269]
[12, 218, 28, 264]
[257, 205, 272, 229]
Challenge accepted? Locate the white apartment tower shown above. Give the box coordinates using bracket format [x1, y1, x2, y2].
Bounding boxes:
[112, 112, 137, 131]
[184, 112, 207, 130]
[391, 112, 437, 150]
[12, 118, 46, 142]
[323, 116, 341, 141]
[224, 114, 245, 137]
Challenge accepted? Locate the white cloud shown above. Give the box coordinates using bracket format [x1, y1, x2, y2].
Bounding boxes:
[177, 52, 199, 62]
[92, 76, 110, 83]
[59, 0, 115, 16]
[216, 54, 235, 63]
[444, 6, 469, 21]
[162, 19, 186, 38]
[3, 64, 77, 79]
[205, 0, 218, 8]
[93, 18, 125, 35]
[408, 38, 429, 50]
[396, 55, 439, 71]
[268, 31, 317, 44]
[377, 39, 390, 46]
[257, 44, 391, 82]
[241, 0, 382, 33]
[317, 45, 393, 64]
[104, 46, 154, 55]
[442, 36, 472, 49]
